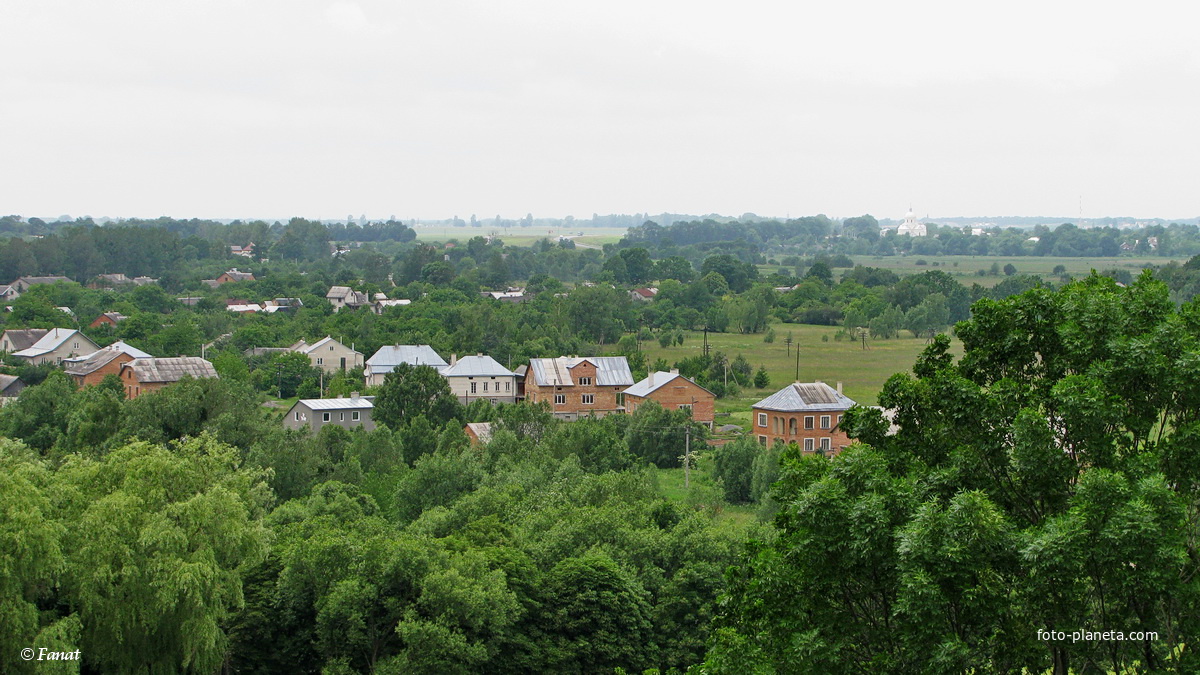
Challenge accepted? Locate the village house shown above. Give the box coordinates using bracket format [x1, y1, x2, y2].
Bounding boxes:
[0, 374, 25, 400]
[464, 422, 494, 445]
[89, 312, 128, 329]
[8, 328, 100, 365]
[326, 285, 371, 312]
[0, 285, 17, 303]
[1, 328, 50, 353]
[441, 354, 518, 404]
[63, 341, 152, 387]
[751, 381, 856, 454]
[11, 276, 73, 296]
[623, 370, 716, 428]
[525, 356, 634, 420]
[230, 243, 255, 258]
[364, 345, 447, 387]
[291, 336, 364, 374]
[215, 269, 255, 284]
[629, 287, 658, 302]
[283, 394, 376, 433]
[120, 356, 219, 399]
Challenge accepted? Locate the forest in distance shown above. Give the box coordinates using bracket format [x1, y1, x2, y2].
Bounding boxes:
[1, 212, 1199, 673]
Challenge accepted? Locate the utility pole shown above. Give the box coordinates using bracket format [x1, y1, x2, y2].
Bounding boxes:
[795, 342, 800, 382]
[683, 425, 692, 489]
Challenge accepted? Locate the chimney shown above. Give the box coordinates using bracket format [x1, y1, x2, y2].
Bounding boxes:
[351, 391, 359, 399]
[450, 353, 457, 366]
[670, 368, 679, 375]
[649, 372, 655, 387]
[836, 382, 843, 394]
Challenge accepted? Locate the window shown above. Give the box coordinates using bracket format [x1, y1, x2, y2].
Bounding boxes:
[678, 403, 692, 414]
[789, 418, 797, 434]
[837, 414, 843, 427]
[73, 342, 79, 349]
[482, 382, 488, 392]
[554, 394, 565, 405]
[582, 394, 595, 405]
[579, 376, 592, 386]
[317, 357, 324, 365]
[471, 382, 477, 394]
[339, 412, 345, 421]
[804, 416, 814, 429]
[294, 412, 300, 421]
[757, 413, 767, 427]
[758, 435, 767, 445]
[505, 381, 511, 392]
[352, 411, 360, 421]
[804, 438, 814, 452]
[821, 438, 831, 452]
[329, 345, 334, 351]
[820, 415, 831, 429]
[617, 392, 625, 406]
[322, 412, 330, 422]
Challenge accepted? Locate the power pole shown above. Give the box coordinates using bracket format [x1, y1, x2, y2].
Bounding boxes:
[795, 342, 800, 382]
[683, 425, 692, 489]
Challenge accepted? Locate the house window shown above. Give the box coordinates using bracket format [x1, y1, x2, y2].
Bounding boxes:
[820, 415, 831, 429]
[617, 392, 625, 406]
[317, 357, 324, 365]
[482, 382, 488, 392]
[837, 414, 843, 427]
[470, 382, 477, 393]
[804, 416, 814, 429]
[73, 342, 79, 349]
[821, 438, 831, 452]
[506, 381, 511, 392]
[678, 403, 692, 414]
[294, 412, 300, 421]
[758, 435, 767, 445]
[582, 394, 595, 405]
[757, 412, 767, 427]
[352, 411, 360, 421]
[329, 345, 334, 351]
[579, 377, 592, 386]
[554, 394, 565, 405]
[789, 418, 797, 434]
[322, 412, 330, 422]
[339, 412, 345, 421]
[804, 438, 814, 452]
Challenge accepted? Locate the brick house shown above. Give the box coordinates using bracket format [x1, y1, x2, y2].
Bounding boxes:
[283, 394, 375, 433]
[119, 357, 219, 399]
[64, 341, 152, 387]
[751, 381, 856, 454]
[89, 312, 128, 329]
[464, 422, 494, 445]
[525, 356, 634, 420]
[215, 269, 255, 284]
[622, 370, 716, 428]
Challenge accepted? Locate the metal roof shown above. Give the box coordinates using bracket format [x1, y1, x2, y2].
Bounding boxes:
[624, 371, 704, 398]
[528, 356, 633, 387]
[2, 329, 49, 351]
[752, 382, 856, 412]
[442, 355, 515, 377]
[122, 357, 219, 383]
[298, 396, 374, 411]
[365, 345, 448, 373]
[64, 341, 152, 375]
[13, 328, 90, 357]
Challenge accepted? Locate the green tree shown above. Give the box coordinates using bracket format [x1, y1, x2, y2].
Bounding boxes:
[373, 364, 461, 429]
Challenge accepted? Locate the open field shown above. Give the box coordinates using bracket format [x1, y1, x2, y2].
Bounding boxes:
[842, 255, 1173, 287]
[635, 324, 956, 420]
[411, 224, 626, 248]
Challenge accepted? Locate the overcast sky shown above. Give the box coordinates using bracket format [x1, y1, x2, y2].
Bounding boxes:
[3, 1, 1198, 222]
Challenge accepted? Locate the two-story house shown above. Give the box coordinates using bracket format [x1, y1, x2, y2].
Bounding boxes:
[623, 370, 716, 428]
[64, 341, 152, 387]
[291, 336, 364, 374]
[751, 381, 856, 454]
[9, 328, 100, 365]
[283, 394, 376, 433]
[326, 286, 370, 312]
[120, 356, 219, 399]
[525, 356, 634, 420]
[364, 345, 448, 387]
[441, 354, 518, 404]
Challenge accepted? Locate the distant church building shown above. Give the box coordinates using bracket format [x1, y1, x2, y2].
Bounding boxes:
[895, 209, 927, 236]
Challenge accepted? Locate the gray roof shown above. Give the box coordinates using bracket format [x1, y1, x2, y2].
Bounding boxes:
[12, 328, 93, 357]
[122, 357, 219, 383]
[624, 371, 713, 398]
[64, 342, 151, 375]
[15, 276, 71, 287]
[465, 422, 494, 443]
[298, 396, 373, 411]
[442, 355, 514, 377]
[0, 374, 23, 394]
[2, 329, 50, 351]
[366, 345, 448, 374]
[529, 356, 633, 387]
[752, 382, 856, 412]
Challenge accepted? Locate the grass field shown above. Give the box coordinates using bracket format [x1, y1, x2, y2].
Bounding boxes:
[636, 324, 953, 421]
[843, 255, 1172, 287]
[411, 224, 626, 248]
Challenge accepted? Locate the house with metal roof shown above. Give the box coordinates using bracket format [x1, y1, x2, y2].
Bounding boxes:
[11, 276, 73, 296]
[623, 370, 716, 428]
[1, 328, 50, 353]
[441, 354, 518, 404]
[751, 381, 857, 454]
[291, 336, 364, 374]
[326, 286, 370, 312]
[0, 374, 26, 400]
[364, 345, 448, 387]
[283, 394, 376, 433]
[119, 356, 219, 399]
[10, 328, 100, 365]
[526, 356, 634, 420]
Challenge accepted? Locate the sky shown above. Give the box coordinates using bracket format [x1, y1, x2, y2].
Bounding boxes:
[3, 1, 1199, 222]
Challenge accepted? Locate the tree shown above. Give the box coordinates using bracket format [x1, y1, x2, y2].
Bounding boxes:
[624, 401, 706, 468]
[1003, 262, 1017, 276]
[711, 436, 758, 503]
[373, 364, 461, 429]
[753, 365, 770, 389]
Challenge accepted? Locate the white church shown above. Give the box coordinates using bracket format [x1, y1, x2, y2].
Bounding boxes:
[894, 209, 927, 237]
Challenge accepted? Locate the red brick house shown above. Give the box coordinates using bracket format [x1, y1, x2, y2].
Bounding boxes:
[525, 356, 634, 420]
[120, 356, 218, 399]
[623, 370, 715, 428]
[64, 341, 152, 388]
[89, 312, 128, 329]
[215, 269, 255, 284]
[752, 381, 856, 454]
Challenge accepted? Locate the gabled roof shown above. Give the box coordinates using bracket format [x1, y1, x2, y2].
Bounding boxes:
[2, 328, 50, 351]
[365, 345, 448, 374]
[465, 422, 494, 443]
[752, 382, 856, 412]
[442, 355, 515, 377]
[296, 395, 373, 411]
[0, 374, 22, 394]
[64, 341, 153, 375]
[12, 328, 93, 357]
[624, 371, 713, 398]
[14, 275, 71, 287]
[220, 269, 255, 281]
[529, 356, 634, 387]
[96, 312, 128, 323]
[121, 357, 218, 383]
[292, 336, 358, 355]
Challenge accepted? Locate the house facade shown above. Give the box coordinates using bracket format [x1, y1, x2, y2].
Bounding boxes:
[364, 345, 448, 387]
[1, 329, 50, 353]
[64, 342, 152, 387]
[215, 269, 255, 284]
[291, 336, 364, 374]
[751, 381, 856, 454]
[326, 286, 370, 312]
[441, 355, 518, 404]
[623, 371, 716, 428]
[10, 328, 100, 365]
[89, 312, 128, 329]
[283, 394, 376, 433]
[120, 357, 219, 399]
[525, 356, 634, 420]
